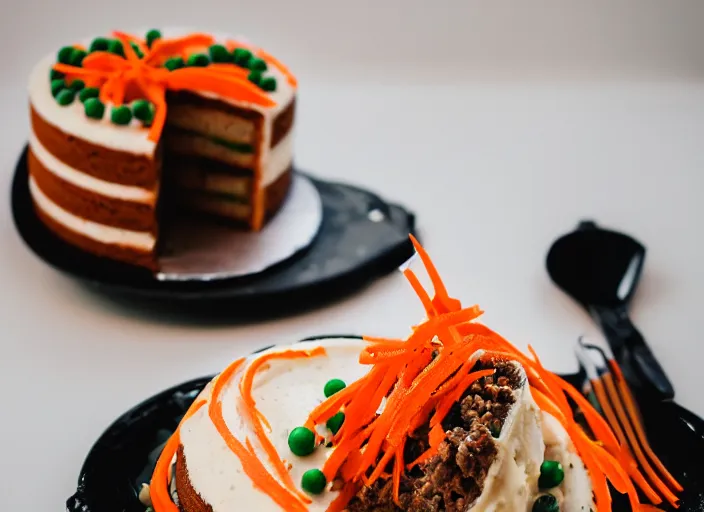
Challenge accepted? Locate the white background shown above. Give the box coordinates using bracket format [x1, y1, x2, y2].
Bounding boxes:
[1, 1, 704, 509]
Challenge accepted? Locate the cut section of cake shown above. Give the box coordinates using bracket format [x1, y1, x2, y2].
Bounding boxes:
[28, 29, 297, 270]
[142, 238, 679, 511]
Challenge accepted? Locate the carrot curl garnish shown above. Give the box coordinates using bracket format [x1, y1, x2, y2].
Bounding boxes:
[238, 347, 327, 504]
[302, 236, 683, 512]
[55, 31, 294, 143]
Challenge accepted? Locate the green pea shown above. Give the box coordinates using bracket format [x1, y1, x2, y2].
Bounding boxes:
[130, 42, 144, 59]
[187, 53, 210, 67]
[324, 379, 346, 398]
[538, 460, 565, 489]
[301, 469, 327, 495]
[50, 79, 65, 98]
[50, 69, 64, 81]
[145, 29, 162, 48]
[57, 46, 75, 64]
[247, 70, 263, 85]
[107, 39, 125, 57]
[209, 44, 230, 63]
[55, 89, 75, 106]
[132, 99, 155, 124]
[532, 494, 559, 512]
[326, 412, 345, 435]
[248, 57, 267, 72]
[259, 76, 277, 92]
[78, 87, 100, 103]
[69, 79, 85, 92]
[232, 47, 252, 66]
[164, 57, 185, 71]
[84, 98, 105, 120]
[287, 427, 316, 457]
[111, 105, 133, 125]
[89, 37, 110, 52]
[69, 49, 87, 67]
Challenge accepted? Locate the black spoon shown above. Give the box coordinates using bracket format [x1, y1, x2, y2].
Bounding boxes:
[546, 219, 673, 401]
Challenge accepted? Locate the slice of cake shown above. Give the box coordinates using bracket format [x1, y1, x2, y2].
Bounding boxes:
[142, 238, 674, 511]
[28, 29, 296, 270]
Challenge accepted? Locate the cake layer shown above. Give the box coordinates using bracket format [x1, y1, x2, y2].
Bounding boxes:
[261, 129, 294, 187]
[164, 129, 255, 168]
[176, 193, 252, 221]
[28, 54, 157, 156]
[29, 177, 157, 269]
[271, 97, 296, 148]
[172, 166, 291, 223]
[29, 149, 158, 232]
[172, 166, 251, 199]
[30, 106, 161, 188]
[264, 165, 292, 218]
[165, 125, 293, 189]
[166, 103, 259, 147]
[175, 447, 211, 512]
[29, 133, 157, 204]
[168, 90, 264, 123]
[168, 91, 295, 149]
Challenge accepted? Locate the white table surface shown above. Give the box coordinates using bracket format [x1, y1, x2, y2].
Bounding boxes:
[1, 1, 704, 509]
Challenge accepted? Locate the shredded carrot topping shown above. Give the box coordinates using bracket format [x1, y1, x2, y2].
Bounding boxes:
[300, 235, 683, 512]
[55, 31, 296, 143]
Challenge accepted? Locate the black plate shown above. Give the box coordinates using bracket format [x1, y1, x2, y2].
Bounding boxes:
[12, 146, 416, 316]
[67, 336, 704, 512]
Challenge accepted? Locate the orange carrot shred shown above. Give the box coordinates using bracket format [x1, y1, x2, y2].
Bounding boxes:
[611, 363, 684, 493]
[409, 234, 461, 313]
[165, 69, 275, 107]
[82, 52, 131, 72]
[326, 482, 360, 512]
[238, 347, 325, 504]
[145, 33, 215, 64]
[403, 267, 437, 317]
[208, 357, 308, 512]
[114, 32, 141, 63]
[150, 398, 207, 512]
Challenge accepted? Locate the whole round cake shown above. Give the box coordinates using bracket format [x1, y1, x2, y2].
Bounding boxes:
[28, 29, 297, 270]
[141, 238, 679, 511]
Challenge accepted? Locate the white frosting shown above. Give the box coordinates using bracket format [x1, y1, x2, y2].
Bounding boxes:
[262, 129, 294, 187]
[29, 176, 156, 251]
[178, 340, 594, 512]
[29, 133, 157, 204]
[473, 386, 593, 512]
[180, 339, 369, 512]
[28, 55, 157, 156]
[471, 381, 545, 511]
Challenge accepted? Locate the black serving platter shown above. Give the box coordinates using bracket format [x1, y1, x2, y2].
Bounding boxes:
[67, 336, 704, 512]
[12, 146, 416, 315]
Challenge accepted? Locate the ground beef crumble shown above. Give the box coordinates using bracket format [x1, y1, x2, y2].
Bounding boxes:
[345, 360, 522, 512]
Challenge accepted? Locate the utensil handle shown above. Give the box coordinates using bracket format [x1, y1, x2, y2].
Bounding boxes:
[630, 342, 675, 400]
[592, 305, 675, 401]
